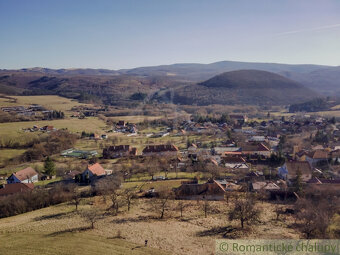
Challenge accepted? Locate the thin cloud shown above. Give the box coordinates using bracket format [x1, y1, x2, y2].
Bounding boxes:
[275, 23, 340, 36]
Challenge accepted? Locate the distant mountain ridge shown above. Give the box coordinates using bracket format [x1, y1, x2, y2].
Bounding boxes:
[124, 60, 330, 81]
[3, 60, 339, 95]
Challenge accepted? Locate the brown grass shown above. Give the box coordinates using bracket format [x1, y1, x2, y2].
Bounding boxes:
[0, 197, 301, 255]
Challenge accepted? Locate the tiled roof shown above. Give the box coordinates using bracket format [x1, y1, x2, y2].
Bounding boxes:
[222, 156, 246, 163]
[0, 183, 34, 196]
[286, 161, 312, 176]
[13, 167, 38, 181]
[241, 143, 270, 152]
[252, 181, 280, 190]
[106, 145, 131, 152]
[308, 150, 328, 159]
[142, 144, 179, 153]
[87, 163, 105, 176]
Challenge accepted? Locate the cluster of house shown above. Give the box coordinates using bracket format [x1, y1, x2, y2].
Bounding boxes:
[293, 145, 340, 165]
[60, 148, 98, 159]
[180, 121, 229, 134]
[100, 135, 340, 200]
[24, 125, 56, 132]
[0, 167, 38, 197]
[180, 114, 331, 139]
[173, 159, 340, 201]
[102, 144, 179, 159]
[114, 121, 137, 134]
[0, 163, 114, 197]
[1, 104, 47, 117]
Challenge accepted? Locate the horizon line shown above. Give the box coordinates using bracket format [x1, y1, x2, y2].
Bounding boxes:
[0, 59, 339, 71]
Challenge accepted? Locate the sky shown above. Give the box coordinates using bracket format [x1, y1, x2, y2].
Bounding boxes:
[0, 0, 340, 69]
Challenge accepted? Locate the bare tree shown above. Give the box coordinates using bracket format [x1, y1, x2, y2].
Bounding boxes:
[177, 200, 189, 218]
[109, 190, 119, 213]
[93, 174, 123, 214]
[124, 188, 137, 211]
[81, 209, 101, 229]
[203, 199, 210, 218]
[73, 189, 81, 211]
[67, 183, 81, 211]
[294, 197, 338, 238]
[94, 174, 122, 196]
[145, 158, 158, 180]
[274, 205, 284, 221]
[228, 195, 260, 229]
[151, 188, 174, 219]
[206, 165, 223, 179]
[224, 192, 231, 204]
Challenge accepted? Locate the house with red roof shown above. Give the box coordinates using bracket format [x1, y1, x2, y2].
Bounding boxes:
[81, 163, 106, 180]
[103, 145, 137, 159]
[7, 167, 38, 184]
[142, 144, 179, 156]
[0, 183, 34, 197]
[241, 143, 271, 157]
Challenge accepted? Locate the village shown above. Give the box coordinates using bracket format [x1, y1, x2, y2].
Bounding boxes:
[1, 112, 340, 209]
[0, 97, 340, 254]
[2, 1, 340, 254]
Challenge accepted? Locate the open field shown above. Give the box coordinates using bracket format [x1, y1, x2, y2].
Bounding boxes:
[272, 109, 340, 118]
[0, 197, 302, 255]
[0, 117, 108, 138]
[0, 149, 26, 163]
[104, 115, 163, 123]
[0, 94, 92, 113]
[310, 110, 340, 118]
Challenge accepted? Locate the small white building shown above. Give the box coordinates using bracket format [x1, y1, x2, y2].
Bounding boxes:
[7, 167, 39, 184]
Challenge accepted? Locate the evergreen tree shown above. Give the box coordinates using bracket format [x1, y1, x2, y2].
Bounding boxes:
[44, 156, 56, 177]
[293, 168, 303, 194]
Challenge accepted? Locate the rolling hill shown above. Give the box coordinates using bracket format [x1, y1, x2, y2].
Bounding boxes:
[2, 60, 339, 96]
[124, 61, 340, 96]
[0, 71, 189, 106]
[153, 70, 320, 106]
[2, 60, 337, 106]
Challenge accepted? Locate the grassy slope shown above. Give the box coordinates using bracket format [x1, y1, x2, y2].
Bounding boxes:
[0, 149, 26, 163]
[0, 232, 165, 255]
[0, 197, 302, 255]
[0, 204, 168, 255]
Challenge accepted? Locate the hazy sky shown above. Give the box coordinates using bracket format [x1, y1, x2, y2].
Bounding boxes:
[1, 0, 340, 69]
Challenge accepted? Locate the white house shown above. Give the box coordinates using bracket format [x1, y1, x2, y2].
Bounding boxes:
[7, 167, 39, 184]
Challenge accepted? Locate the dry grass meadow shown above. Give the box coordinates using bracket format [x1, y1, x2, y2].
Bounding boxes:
[0, 95, 92, 113]
[0, 196, 301, 255]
